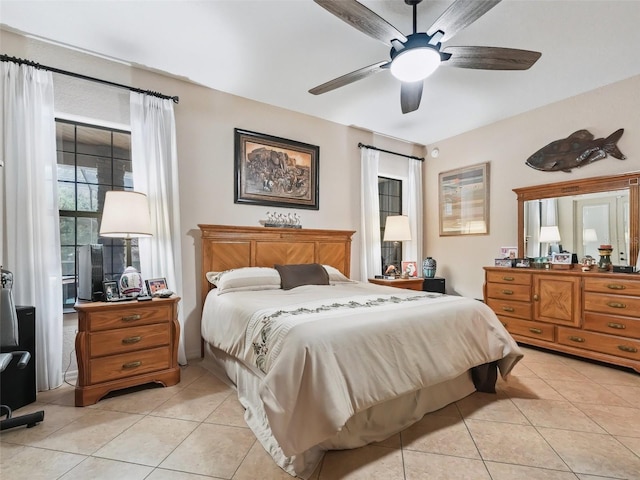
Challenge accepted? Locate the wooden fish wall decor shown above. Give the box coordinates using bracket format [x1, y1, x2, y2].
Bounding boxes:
[525, 129, 625, 173]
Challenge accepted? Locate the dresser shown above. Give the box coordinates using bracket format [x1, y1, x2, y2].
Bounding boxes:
[484, 267, 640, 373]
[74, 296, 181, 406]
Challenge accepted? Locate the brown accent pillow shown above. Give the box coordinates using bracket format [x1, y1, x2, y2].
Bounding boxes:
[274, 263, 330, 290]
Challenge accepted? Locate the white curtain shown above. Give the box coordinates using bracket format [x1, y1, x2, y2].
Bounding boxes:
[1, 61, 63, 390]
[360, 147, 381, 281]
[130, 92, 186, 365]
[406, 158, 423, 266]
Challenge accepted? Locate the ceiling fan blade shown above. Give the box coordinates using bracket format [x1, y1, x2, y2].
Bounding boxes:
[400, 81, 423, 114]
[427, 0, 501, 43]
[314, 0, 407, 45]
[442, 46, 541, 70]
[309, 61, 388, 95]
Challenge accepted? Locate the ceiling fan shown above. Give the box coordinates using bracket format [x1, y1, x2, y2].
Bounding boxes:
[309, 0, 541, 114]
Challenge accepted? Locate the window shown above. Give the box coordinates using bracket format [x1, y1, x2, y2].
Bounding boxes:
[378, 176, 403, 274]
[56, 119, 137, 310]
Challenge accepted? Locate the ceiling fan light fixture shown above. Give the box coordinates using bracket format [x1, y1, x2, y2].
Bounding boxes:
[390, 47, 440, 82]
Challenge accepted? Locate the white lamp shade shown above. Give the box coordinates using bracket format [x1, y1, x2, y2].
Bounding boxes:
[539, 225, 561, 243]
[100, 191, 152, 239]
[383, 215, 412, 242]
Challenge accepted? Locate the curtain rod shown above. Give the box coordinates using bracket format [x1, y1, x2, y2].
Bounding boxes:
[357, 142, 424, 162]
[0, 54, 179, 104]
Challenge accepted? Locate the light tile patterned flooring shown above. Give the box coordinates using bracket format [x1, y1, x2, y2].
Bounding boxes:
[1, 346, 640, 479]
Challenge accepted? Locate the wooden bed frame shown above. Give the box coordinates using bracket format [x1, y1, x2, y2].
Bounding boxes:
[198, 224, 356, 306]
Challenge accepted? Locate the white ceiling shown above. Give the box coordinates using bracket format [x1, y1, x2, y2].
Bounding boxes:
[2, 0, 640, 146]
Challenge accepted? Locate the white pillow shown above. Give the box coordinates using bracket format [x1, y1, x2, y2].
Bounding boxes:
[206, 267, 282, 294]
[322, 265, 354, 284]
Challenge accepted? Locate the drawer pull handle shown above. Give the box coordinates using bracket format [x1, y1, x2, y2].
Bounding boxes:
[618, 345, 638, 353]
[501, 289, 514, 295]
[122, 361, 142, 369]
[502, 322, 508, 327]
[122, 314, 142, 322]
[568, 335, 585, 343]
[607, 322, 626, 330]
[502, 276, 515, 281]
[607, 284, 626, 290]
[122, 336, 142, 345]
[533, 294, 539, 301]
[502, 306, 515, 312]
[607, 302, 626, 309]
[529, 328, 543, 334]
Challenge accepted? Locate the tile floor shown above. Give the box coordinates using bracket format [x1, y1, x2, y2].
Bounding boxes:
[1, 346, 639, 479]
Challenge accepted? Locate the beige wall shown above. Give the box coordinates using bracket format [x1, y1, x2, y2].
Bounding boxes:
[424, 74, 640, 298]
[0, 30, 422, 364]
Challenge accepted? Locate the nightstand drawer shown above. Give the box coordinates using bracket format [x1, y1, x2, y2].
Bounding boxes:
[89, 304, 172, 331]
[89, 323, 171, 358]
[89, 346, 171, 384]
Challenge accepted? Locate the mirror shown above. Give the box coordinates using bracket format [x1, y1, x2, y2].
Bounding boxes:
[514, 173, 640, 267]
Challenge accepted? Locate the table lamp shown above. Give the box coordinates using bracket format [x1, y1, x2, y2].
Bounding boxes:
[383, 215, 411, 278]
[99, 191, 152, 297]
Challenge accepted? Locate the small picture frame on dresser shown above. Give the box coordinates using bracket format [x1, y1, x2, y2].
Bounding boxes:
[146, 277, 168, 295]
[102, 281, 119, 301]
[515, 258, 530, 268]
[494, 258, 514, 268]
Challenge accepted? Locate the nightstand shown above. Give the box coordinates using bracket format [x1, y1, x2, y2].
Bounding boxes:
[368, 277, 424, 291]
[74, 296, 181, 406]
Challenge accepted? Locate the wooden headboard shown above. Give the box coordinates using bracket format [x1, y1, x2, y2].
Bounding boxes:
[198, 224, 356, 305]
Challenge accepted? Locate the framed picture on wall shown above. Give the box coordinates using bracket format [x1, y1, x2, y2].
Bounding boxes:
[234, 128, 319, 210]
[438, 162, 490, 236]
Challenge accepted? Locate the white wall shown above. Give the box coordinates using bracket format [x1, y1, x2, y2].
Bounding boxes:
[424, 74, 640, 299]
[1, 30, 423, 367]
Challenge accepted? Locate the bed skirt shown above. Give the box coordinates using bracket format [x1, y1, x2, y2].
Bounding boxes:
[202, 343, 495, 479]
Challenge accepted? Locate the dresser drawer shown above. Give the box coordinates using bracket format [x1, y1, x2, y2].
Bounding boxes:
[498, 316, 554, 341]
[88, 304, 172, 332]
[583, 312, 640, 339]
[486, 282, 531, 302]
[584, 277, 640, 296]
[89, 323, 171, 358]
[89, 346, 171, 384]
[486, 271, 531, 286]
[487, 298, 531, 320]
[557, 327, 640, 361]
[584, 293, 640, 317]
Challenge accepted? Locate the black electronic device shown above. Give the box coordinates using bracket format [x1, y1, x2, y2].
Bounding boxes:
[613, 265, 636, 274]
[0, 306, 36, 410]
[137, 295, 152, 301]
[423, 277, 446, 294]
[78, 244, 104, 301]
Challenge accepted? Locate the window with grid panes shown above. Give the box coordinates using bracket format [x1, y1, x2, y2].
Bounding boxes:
[56, 119, 138, 311]
[378, 176, 403, 275]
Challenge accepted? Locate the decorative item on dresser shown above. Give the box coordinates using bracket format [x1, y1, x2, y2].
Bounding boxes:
[484, 267, 640, 373]
[74, 296, 181, 406]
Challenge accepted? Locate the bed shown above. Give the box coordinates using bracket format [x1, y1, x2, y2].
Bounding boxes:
[198, 224, 523, 478]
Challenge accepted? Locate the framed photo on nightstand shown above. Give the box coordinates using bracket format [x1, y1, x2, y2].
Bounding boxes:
[401, 261, 418, 278]
[145, 277, 168, 295]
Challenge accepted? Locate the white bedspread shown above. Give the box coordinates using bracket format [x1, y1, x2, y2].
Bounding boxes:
[201, 282, 522, 456]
